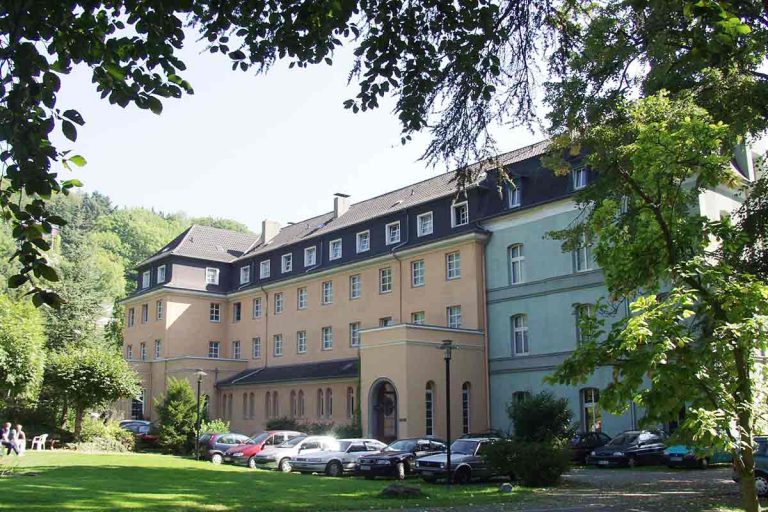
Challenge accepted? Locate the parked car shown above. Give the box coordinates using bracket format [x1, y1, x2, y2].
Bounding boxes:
[197, 432, 250, 464]
[460, 429, 504, 439]
[733, 436, 768, 496]
[664, 444, 731, 469]
[589, 430, 667, 467]
[291, 438, 387, 476]
[120, 421, 158, 449]
[224, 430, 304, 468]
[570, 432, 612, 464]
[415, 437, 499, 484]
[251, 435, 337, 472]
[355, 437, 447, 480]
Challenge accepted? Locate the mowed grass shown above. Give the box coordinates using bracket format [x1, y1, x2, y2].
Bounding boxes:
[0, 451, 528, 511]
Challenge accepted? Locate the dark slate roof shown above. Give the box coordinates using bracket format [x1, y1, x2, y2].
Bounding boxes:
[139, 225, 260, 266]
[218, 358, 359, 387]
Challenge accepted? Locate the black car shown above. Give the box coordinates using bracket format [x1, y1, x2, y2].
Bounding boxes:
[570, 432, 611, 464]
[355, 437, 447, 480]
[589, 430, 667, 467]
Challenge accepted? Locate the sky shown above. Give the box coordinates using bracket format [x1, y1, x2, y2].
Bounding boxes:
[55, 36, 543, 233]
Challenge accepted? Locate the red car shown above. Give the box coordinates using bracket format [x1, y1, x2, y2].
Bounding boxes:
[224, 430, 304, 468]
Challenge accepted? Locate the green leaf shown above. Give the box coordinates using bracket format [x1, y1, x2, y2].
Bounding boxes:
[62, 120, 77, 142]
[68, 155, 87, 167]
[63, 109, 85, 126]
[37, 264, 59, 282]
[8, 274, 28, 288]
[147, 96, 163, 115]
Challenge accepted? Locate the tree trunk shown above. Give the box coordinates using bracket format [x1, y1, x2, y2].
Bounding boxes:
[734, 345, 761, 512]
[74, 406, 85, 441]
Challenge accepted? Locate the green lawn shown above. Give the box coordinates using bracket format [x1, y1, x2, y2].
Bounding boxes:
[0, 451, 528, 511]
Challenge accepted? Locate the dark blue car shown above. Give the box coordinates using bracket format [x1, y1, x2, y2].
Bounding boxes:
[198, 432, 249, 464]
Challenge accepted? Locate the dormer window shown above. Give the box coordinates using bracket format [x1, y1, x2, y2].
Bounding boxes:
[141, 270, 150, 289]
[508, 178, 522, 208]
[356, 231, 370, 253]
[205, 267, 219, 285]
[156, 265, 166, 284]
[573, 167, 588, 190]
[385, 221, 401, 245]
[329, 239, 342, 260]
[451, 201, 469, 227]
[417, 212, 433, 237]
[260, 260, 271, 279]
[304, 246, 317, 267]
[281, 253, 293, 273]
[240, 265, 250, 285]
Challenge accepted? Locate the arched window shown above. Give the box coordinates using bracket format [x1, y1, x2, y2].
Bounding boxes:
[272, 390, 279, 417]
[248, 392, 255, 419]
[462, 382, 471, 435]
[581, 388, 601, 432]
[508, 244, 524, 284]
[298, 390, 305, 418]
[290, 390, 297, 418]
[265, 391, 272, 419]
[242, 393, 248, 419]
[317, 389, 324, 418]
[326, 388, 333, 418]
[511, 314, 529, 355]
[425, 381, 434, 436]
[346, 387, 355, 419]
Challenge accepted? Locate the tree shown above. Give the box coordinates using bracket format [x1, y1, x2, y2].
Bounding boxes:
[155, 378, 197, 455]
[547, 92, 768, 512]
[0, 295, 46, 405]
[44, 344, 140, 439]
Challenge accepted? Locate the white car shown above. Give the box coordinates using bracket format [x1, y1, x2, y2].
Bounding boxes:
[291, 438, 387, 476]
[251, 435, 337, 472]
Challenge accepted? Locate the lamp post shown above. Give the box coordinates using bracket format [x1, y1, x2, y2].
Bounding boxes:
[194, 370, 207, 461]
[440, 340, 454, 486]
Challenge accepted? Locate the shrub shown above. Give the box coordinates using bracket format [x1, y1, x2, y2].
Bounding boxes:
[71, 437, 132, 453]
[333, 422, 362, 438]
[200, 418, 230, 434]
[508, 391, 574, 443]
[155, 378, 196, 454]
[486, 440, 570, 487]
[303, 422, 334, 435]
[265, 417, 300, 431]
[78, 417, 135, 452]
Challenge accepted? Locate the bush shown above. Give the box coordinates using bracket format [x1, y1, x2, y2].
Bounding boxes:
[265, 417, 300, 431]
[71, 437, 132, 453]
[507, 391, 574, 443]
[333, 422, 362, 438]
[486, 440, 570, 487]
[200, 418, 229, 434]
[78, 417, 135, 451]
[156, 378, 196, 454]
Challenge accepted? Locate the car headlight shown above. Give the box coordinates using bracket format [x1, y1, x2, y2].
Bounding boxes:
[590, 451, 596, 456]
[439, 463, 445, 468]
[613, 452, 624, 457]
[232, 452, 243, 457]
[377, 459, 391, 465]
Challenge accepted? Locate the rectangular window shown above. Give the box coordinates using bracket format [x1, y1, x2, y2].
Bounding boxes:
[210, 303, 221, 323]
[379, 316, 393, 327]
[205, 267, 219, 285]
[417, 212, 433, 237]
[240, 265, 250, 284]
[512, 314, 529, 355]
[126, 344, 133, 360]
[447, 305, 462, 329]
[451, 201, 469, 227]
[252, 337, 261, 359]
[575, 232, 593, 272]
[349, 274, 361, 299]
[297, 331, 307, 354]
[156, 300, 163, 320]
[385, 221, 401, 245]
[154, 339, 161, 359]
[141, 304, 148, 323]
[157, 265, 166, 284]
[281, 253, 293, 273]
[349, 322, 361, 347]
[508, 244, 524, 284]
[411, 311, 425, 325]
[321, 281, 334, 304]
[142, 270, 150, 289]
[576, 304, 595, 344]
[446, 252, 461, 279]
[127, 308, 135, 327]
[232, 302, 242, 322]
[232, 340, 241, 359]
[297, 287, 308, 310]
[573, 167, 588, 190]
[252, 297, 262, 318]
[329, 239, 342, 260]
[508, 178, 522, 208]
[379, 267, 392, 294]
[273, 334, 283, 357]
[140, 342, 146, 361]
[208, 341, 220, 359]
[260, 260, 271, 279]
[356, 230, 370, 253]
[411, 259, 425, 287]
[322, 326, 333, 350]
[304, 246, 317, 267]
[274, 292, 284, 314]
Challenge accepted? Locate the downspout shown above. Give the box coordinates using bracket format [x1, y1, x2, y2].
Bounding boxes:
[478, 224, 492, 430]
[260, 286, 269, 369]
[390, 209, 410, 323]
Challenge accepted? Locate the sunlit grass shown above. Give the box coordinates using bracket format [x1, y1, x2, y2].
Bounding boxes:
[0, 451, 528, 511]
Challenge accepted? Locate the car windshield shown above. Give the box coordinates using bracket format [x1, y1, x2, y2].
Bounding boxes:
[246, 432, 270, 445]
[608, 433, 639, 446]
[334, 441, 352, 452]
[279, 436, 307, 448]
[385, 440, 417, 452]
[450, 440, 479, 455]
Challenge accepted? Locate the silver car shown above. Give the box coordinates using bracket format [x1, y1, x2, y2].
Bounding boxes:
[415, 437, 499, 484]
[291, 438, 387, 476]
[251, 435, 337, 472]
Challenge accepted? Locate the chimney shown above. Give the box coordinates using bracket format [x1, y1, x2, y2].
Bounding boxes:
[260, 219, 281, 244]
[334, 193, 350, 218]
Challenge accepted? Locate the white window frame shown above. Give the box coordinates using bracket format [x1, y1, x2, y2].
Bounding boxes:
[260, 260, 271, 279]
[139, 342, 146, 361]
[297, 331, 307, 354]
[156, 265, 166, 284]
[232, 302, 242, 322]
[356, 230, 370, 253]
[446, 251, 461, 280]
[451, 201, 469, 227]
[512, 314, 529, 355]
[573, 167, 588, 190]
[349, 322, 361, 347]
[322, 326, 333, 350]
[576, 303, 595, 344]
[208, 341, 220, 359]
[127, 308, 135, 327]
[508, 244, 524, 284]
[321, 281, 333, 305]
[232, 340, 241, 359]
[281, 253, 293, 273]
[205, 267, 219, 285]
[329, 238, 342, 260]
[304, 246, 317, 267]
[142, 270, 150, 289]
[252, 297, 262, 318]
[240, 265, 250, 284]
[273, 334, 283, 357]
[297, 287, 308, 310]
[379, 267, 392, 294]
[575, 232, 593, 272]
[141, 303, 148, 323]
[126, 344, 133, 360]
[274, 292, 284, 314]
[349, 274, 361, 300]
[447, 305, 462, 329]
[416, 212, 434, 237]
[385, 221, 401, 245]
[252, 337, 261, 359]
[156, 300, 163, 320]
[508, 178, 522, 208]
[411, 311, 425, 325]
[209, 303, 221, 323]
[411, 259, 425, 287]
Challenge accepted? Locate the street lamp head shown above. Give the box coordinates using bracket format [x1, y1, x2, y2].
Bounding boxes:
[196, 369, 207, 382]
[440, 340, 453, 361]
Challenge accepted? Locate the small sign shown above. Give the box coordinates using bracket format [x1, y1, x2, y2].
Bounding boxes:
[398, 418, 407, 422]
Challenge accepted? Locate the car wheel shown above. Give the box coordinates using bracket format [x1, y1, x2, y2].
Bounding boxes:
[756, 475, 768, 497]
[453, 467, 471, 485]
[699, 458, 709, 470]
[395, 462, 407, 480]
[627, 457, 637, 468]
[211, 453, 223, 465]
[247, 457, 257, 469]
[326, 461, 343, 477]
[278, 458, 292, 473]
